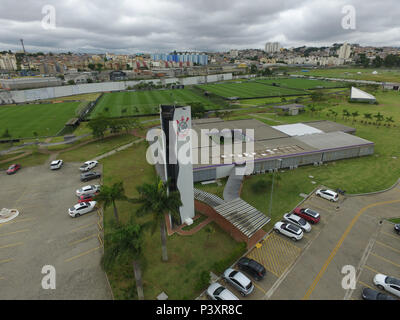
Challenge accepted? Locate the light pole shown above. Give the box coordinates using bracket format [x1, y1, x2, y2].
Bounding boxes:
[268, 158, 282, 219]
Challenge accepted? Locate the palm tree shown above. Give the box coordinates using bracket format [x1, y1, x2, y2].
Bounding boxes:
[132, 178, 182, 262]
[331, 110, 338, 121]
[385, 116, 395, 127]
[96, 181, 127, 225]
[351, 111, 359, 123]
[342, 109, 350, 121]
[363, 113, 372, 124]
[374, 112, 384, 126]
[104, 222, 144, 300]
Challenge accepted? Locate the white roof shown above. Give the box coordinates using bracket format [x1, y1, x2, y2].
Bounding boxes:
[272, 123, 323, 137]
[350, 87, 376, 100]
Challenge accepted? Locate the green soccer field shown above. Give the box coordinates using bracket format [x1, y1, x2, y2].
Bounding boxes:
[0, 102, 80, 138]
[254, 78, 346, 89]
[90, 88, 218, 118]
[198, 81, 306, 99]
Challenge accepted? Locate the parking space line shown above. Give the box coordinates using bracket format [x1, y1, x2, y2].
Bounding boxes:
[381, 231, 400, 241]
[253, 281, 267, 294]
[363, 265, 381, 275]
[0, 229, 29, 237]
[303, 199, 400, 300]
[70, 223, 97, 233]
[0, 258, 14, 264]
[358, 280, 375, 290]
[0, 242, 23, 250]
[64, 246, 101, 262]
[1, 217, 36, 226]
[69, 234, 97, 246]
[370, 252, 400, 268]
[375, 240, 400, 254]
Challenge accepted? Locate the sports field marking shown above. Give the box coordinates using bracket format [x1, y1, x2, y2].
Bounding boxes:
[302, 199, 400, 300]
[64, 246, 101, 262]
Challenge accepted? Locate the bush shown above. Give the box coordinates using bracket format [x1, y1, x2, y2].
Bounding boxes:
[195, 271, 211, 291]
[251, 179, 269, 194]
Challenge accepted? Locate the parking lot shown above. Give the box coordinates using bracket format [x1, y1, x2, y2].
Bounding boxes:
[201, 184, 400, 300]
[0, 161, 112, 299]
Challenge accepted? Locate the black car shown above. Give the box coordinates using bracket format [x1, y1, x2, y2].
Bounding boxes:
[395, 224, 400, 235]
[237, 257, 266, 281]
[362, 287, 397, 300]
[80, 171, 101, 182]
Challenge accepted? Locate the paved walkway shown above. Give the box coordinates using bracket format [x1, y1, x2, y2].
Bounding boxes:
[223, 167, 244, 201]
[165, 214, 214, 236]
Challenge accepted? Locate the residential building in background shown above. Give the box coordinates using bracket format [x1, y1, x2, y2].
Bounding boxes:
[265, 42, 281, 53]
[151, 53, 208, 65]
[338, 42, 352, 60]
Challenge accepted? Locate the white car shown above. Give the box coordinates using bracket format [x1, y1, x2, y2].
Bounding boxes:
[76, 184, 101, 197]
[50, 160, 63, 170]
[283, 213, 312, 233]
[274, 221, 303, 241]
[79, 160, 98, 172]
[68, 201, 97, 218]
[206, 283, 239, 300]
[373, 274, 400, 298]
[316, 189, 339, 202]
[223, 268, 254, 296]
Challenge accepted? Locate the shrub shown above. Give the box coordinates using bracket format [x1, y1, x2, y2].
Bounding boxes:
[251, 179, 269, 193]
[195, 270, 211, 291]
[212, 242, 247, 274]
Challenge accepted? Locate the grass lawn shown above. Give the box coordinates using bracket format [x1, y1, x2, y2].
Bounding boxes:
[100, 141, 245, 300]
[290, 67, 400, 83]
[388, 218, 400, 224]
[199, 82, 305, 99]
[90, 88, 218, 118]
[60, 134, 138, 162]
[239, 90, 400, 231]
[0, 102, 80, 138]
[255, 78, 346, 89]
[43, 92, 101, 102]
[0, 151, 49, 170]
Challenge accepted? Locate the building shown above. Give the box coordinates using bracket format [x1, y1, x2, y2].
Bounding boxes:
[265, 42, 281, 53]
[109, 70, 127, 81]
[273, 104, 305, 116]
[0, 54, 17, 71]
[189, 118, 374, 182]
[338, 43, 352, 60]
[151, 53, 208, 65]
[350, 87, 377, 103]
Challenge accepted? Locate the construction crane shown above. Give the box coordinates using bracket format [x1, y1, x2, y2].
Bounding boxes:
[20, 39, 26, 54]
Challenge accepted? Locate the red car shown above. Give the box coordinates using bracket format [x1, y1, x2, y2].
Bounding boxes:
[78, 193, 98, 203]
[293, 207, 320, 224]
[6, 163, 21, 175]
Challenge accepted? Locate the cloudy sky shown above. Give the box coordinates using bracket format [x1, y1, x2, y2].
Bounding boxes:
[0, 0, 399, 53]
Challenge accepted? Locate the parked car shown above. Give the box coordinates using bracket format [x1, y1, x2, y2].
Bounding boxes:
[80, 171, 101, 182]
[68, 201, 97, 218]
[223, 268, 254, 296]
[293, 207, 321, 224]
[361, 287, 397, 300]
[283, 213, 312, 232]
[237, 257, 266, 281]
[316, 189, 339, 202]
[394, 224, 400, 235]
[273, 221, 303, 241]
[206, 283, 239, 300]
[6, 163, 21, 175]
[76, 185, 101, 197]
[78, 193, 98, 203]
[79, 160, 98, 172]
[373, 274, 400, 298]
[50, 159, 63, 170]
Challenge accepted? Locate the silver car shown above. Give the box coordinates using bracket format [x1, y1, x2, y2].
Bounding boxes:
[223, 268, 254, 296]
[206, 283, 239, 300]
[283, 213, 312, 233]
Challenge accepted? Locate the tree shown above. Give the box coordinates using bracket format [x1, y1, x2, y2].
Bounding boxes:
[250, 64, 258, 74]
[374, 112, 384, 126]
[132, 178, 182, 262]
[372, 56, 383, 68]
[385, 116, 394, 127]
[88, 63, 96, 71]
[342, 109, 350, 121]
[363, 113, 372, 124]
[103, 222, 144, 300]
[88, 115, 109, 139]
[96, 181, 127, 225]
[1, 128, 11, 139]
[67, 80, 75, 85]
[191, 102, 206, 119]
[310, 90, 323, 102]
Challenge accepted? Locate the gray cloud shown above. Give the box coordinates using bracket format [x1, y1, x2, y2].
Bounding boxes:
[0, 0, 399, 53]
